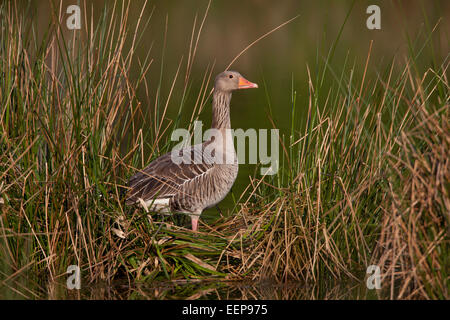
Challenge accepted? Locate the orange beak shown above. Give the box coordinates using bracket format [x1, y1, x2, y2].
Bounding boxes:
[238, 76, 258, 89]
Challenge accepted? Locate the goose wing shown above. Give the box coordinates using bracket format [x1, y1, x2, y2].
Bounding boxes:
[125, 144, 214, 205]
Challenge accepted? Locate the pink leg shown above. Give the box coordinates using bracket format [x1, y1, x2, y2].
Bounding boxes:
[191, 216, 199, 231]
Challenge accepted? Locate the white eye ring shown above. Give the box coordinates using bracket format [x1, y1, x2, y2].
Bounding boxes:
[229, 75, 233, 79]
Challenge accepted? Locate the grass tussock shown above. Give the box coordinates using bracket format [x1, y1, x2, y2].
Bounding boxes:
[0, 1, 448, 299]
[229, 59, 449, 299]
[374, 89, 449, 299]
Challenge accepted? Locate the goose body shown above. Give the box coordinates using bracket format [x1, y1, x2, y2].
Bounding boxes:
[126, 71, 258, 231]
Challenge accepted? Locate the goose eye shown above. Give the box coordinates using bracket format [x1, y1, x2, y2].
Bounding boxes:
[229, 75, 233, 79]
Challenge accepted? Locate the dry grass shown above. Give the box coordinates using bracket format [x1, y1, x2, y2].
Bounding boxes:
[373, 73, 449, 299]
[221, 58, 449, 298]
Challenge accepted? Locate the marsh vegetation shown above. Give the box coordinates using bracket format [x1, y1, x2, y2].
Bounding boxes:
[0, 0, 448, 299]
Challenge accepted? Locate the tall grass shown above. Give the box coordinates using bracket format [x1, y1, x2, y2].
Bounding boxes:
[0, 1, 448, 300]
[231, 54, 449, 299]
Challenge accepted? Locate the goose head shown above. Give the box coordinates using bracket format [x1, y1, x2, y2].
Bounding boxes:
[214, 71, 258, 92]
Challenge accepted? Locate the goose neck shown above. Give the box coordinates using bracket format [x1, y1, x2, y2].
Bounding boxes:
[211, 90, 232, 129]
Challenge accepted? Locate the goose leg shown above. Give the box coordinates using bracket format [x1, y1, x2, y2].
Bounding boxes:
[216, 205, 223, 217]
[191, 215, 199, 231]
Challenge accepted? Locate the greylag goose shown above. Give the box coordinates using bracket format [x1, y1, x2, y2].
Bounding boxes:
[126, 71, 258, 231]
